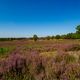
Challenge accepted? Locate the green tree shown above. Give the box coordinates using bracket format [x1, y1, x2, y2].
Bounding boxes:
[55, 35, 61, 39]
[51, 36, 55, 39]
[61, 35, 66, 39]
[33, 35, 38, 41]
[76, 25, 80, 34]
[46, 36, 51, 40]
[65, 33, 73, 39]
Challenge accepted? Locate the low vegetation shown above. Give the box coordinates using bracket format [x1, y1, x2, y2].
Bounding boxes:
[0, 47, 15, 59]
[0, 40, 80, 80]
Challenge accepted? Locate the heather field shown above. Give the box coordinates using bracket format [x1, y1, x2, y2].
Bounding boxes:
[0, 39, 80, 80]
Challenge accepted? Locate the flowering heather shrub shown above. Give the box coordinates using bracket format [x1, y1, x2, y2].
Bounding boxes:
[65, 44, 80, 51]
[61, 63, 80, 80]
[0, 49, 80, 80]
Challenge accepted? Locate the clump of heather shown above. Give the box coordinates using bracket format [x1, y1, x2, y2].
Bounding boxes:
[61, 63, 80, 80]
[65, 44, 80, 51]
[0, 49, 80, 80]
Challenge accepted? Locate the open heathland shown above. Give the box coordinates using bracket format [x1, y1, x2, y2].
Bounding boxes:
[0, 39, 80, 80]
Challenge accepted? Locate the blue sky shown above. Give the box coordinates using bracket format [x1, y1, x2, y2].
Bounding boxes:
[0, 0, 80, 37]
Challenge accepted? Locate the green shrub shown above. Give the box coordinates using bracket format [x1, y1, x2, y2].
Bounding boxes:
[0, 47, 15, 57]
[0, 48, 9, 54]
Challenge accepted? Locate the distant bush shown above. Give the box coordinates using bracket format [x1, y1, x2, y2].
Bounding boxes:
[33, 35, 38, 42]
[46, 36, 51, 40]
[55, 35, 61, 39]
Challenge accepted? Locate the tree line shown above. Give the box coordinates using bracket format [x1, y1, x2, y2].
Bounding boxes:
[0, 25, 80, 41]
[0, 38, 27, 41]
[33, 25, 80, 41]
